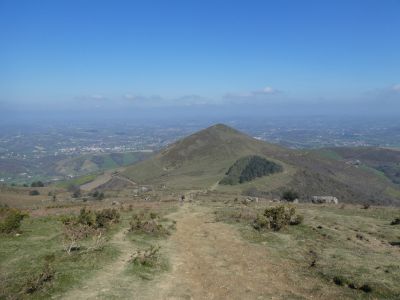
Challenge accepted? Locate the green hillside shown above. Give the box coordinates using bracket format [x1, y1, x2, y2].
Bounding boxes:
[55, 151, 152, 177]
[123, 124, 400, 205]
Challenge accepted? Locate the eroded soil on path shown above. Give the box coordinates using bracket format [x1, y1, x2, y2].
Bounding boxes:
[147, 205, 344, 300]
[60, 204, 345, 299]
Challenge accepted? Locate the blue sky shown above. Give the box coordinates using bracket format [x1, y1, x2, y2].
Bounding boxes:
[1, 0, 399, 115]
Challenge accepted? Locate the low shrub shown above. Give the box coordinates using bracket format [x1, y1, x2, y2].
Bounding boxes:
[0, 207, 28, 234]
[130, 245, 160, 267]
[359, 284, 372, 293]
[290, 214, 304, 225]
[29, 190, 40, 196]
[23, 260, 55, 294]
[95, 208, 120, 228]
[253, 205, 303, 231]
[390, 217, 400, 225]
[62, 207, 120, 229]
[333, 275, 345, 286]
[129, 212, 169, 235]
[31, 181, 44, 187]
[62, 223, 95, 254]
[281, 190, 299, 202]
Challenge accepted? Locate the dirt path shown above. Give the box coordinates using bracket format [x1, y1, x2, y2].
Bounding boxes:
[60, 204, 342, 299]
[147, 205, 302, 299]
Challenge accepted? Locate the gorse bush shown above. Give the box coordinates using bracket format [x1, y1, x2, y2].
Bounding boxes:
[61, 208, 118, 254]
[253, 205, 303, 231]
[0, 207, 28, 234]
[95, 208, 120, 228]
[130, 245, 161, 267]
[282, 190, 299, 202]
[62, 207, 120, 229]
[129, 212, 169, 235]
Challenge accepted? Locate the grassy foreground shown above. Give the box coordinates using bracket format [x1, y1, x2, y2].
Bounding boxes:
[214, 201, 400, 299]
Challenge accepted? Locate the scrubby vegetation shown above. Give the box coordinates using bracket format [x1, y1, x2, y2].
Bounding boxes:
[23, 256, 55, 294]
[281, 189, 299, 202]
[253, 205, 303, 231]
[29, 190, 40, 196]
[91, 190, 105, 200]
[0, 207, 28, 234]
[61, 208, 120, 254]
[130, 245, 161, 267]
[31, 181, 44, 187]
[391, 217, 400, 225]
[220, 155, 282, 185]
[61, 207, 120, 229]
[129, 212, 170, 235]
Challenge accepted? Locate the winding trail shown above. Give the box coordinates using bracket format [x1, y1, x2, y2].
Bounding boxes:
[60, 204, 344, 300]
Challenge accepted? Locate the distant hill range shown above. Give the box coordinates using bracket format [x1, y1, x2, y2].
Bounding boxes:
[123, 124, 400, 206]
[0, 152, 151, 184]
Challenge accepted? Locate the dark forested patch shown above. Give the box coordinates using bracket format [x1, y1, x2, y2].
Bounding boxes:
[220, 155, 282, 185]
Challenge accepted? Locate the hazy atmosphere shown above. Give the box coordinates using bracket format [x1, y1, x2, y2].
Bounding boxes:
[1, 0, 400, 121]
[1, 1, 400, 300]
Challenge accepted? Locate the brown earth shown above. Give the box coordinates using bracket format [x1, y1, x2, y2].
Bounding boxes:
[59, 204, 346, 300]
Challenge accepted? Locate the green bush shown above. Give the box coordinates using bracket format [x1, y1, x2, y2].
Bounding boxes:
[77, 208, 96, 227]
[390, 217, 400, 225]
[61, 207, 120, 229]
[253, 205, 303, 231]
[129, 212, 168, 235]
[29, 190, 40, 196]
[0, 208, 28, 234]
[281, 190, 299, 202]
[31, 181, 44, 187]
[95, 208, 120, 228]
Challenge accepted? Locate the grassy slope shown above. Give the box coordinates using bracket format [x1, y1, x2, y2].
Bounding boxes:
[213, 200, 400, 299]
[0, 215, 120, 299]
[123, 124, 291, 190]
[123, 124, 400, 205]
[56, 152, 152, 177]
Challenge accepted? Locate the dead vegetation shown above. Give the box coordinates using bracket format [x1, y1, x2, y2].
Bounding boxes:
[23, 256, 55, 295]
[61, 207, 119, 254]
[130, 245, 161, 267]
[128, 212, 171, 235]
